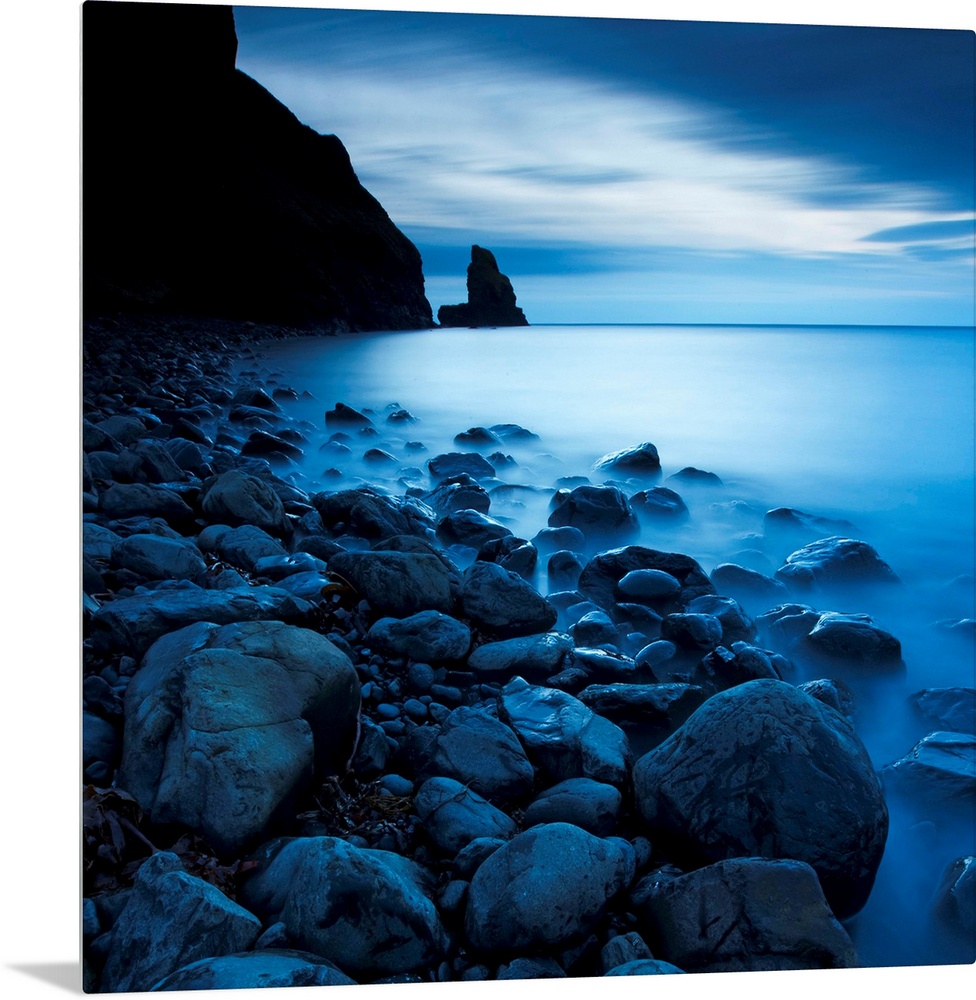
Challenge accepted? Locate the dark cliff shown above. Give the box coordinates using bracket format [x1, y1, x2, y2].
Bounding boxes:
[82, 2, 433, 331]
[438, 246, 529, 328]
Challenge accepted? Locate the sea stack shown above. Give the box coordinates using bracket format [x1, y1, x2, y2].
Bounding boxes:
[438, 246, 529, 327]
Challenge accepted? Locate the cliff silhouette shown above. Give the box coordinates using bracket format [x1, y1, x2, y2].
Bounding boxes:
[82, 2, 433, 331]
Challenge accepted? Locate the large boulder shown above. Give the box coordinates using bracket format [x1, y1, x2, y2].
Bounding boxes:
[460, 561, 557, 638]
[366, 610, 472, 662]
[775, 536, 900, 592]
[632, 679, 888, 919]
[592, 442, 662, 480]
[414, 776, 518, 852]
[464, 823, 635, 954]
[313, 487, 436, 541]
[110, 533, 207, 583]
[327, 550, 458, 617]
[881, 731, 976, 807]
[637, 858, 858, 972]
[152, 950, 357, 991]
[548, 485, 639, 546]
[578, 546, 714, 611]
[200, 469, 289, 536]
[239, 837, 449, 978]
[99, 852, 262, 994]
[467, 631, 574, 681]
[119, 621, 359, 853]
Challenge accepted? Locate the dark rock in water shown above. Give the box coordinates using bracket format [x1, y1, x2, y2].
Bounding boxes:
[454, 426, 502, 449]
[755, 602, 823, 649]
[428, 451, 496, 482]
[881, 731, 976, 806]
[120, 621, 359, 852]
[763, 507, 858, 550]
[548, 484, 639, 546]
[437, 509, 513, 549]
[328, 550, 458, 617]
[548, 550, 584, 593]
[479, 535, 538, 580]
[803, 611, 904, 671]
[498, 677, 630, 786]
[775, 536, 900, 592]
[685, 594, 757, 645]
[666, 466, 723, 487]
[464, 823, 634, 954]
[239, 836, 449, 978]
[424, 479, 490, 516]
[617, 568, 681, 603]
[932, 856, 976, 939]
[572, 610, 620, 647]
[99, 852, 262, 994]
[697, 642, 785, 693]
[468, 631, 573, 681]
[313, 487, 436, 541]
[909, 687, 976, 734]
[240, 427, 300, 461]
[593, 442, 662, 480]
[522, 778, 622, 837]
[578, 682, 705, 731]
[325, 402, 373, 429]
[533, 525, 586, 556]
[200, 469, 289, 536]
[437, 246, 529, 327]
[413, 706, 535, 802]
[709, 562, 789, 611]
[637, 857, 857, 972]
[491, 422, 539, 443]
[83, 3, 432, 329]
[798, 677, 856, 718]
[632, 678, 888, 919]
[460, 561, 557, 638]
[152, 950, 358, 991]
[414, 777, 518, 852]
[363, 447, 398, 467]
[579, 546, 714, 611]
[631, 487, 688, 522]
[367, 610, 472, 662]
[604, 959, 685, 975]
[660, 613, 723, 651]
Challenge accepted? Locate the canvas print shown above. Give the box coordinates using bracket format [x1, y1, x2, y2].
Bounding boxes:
[81, 0, 975, 993]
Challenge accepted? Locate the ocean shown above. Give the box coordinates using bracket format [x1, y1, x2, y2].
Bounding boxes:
[237, 322, 975, 967]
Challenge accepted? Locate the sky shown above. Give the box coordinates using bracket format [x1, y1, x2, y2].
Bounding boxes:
[232, 1, 974, 326]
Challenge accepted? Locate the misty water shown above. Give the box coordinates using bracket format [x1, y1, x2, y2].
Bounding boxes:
[238, 323, 975, 968]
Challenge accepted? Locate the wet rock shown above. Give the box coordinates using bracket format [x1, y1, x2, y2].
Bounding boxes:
[548, 550, 584, 592]
[437, 509, 512, 549]
[592, 442, 662, 480]
[313, 487, 436, 541]
[468, 631, 573, 681]
[763, 507, 857, 550]
[328, 550, 458, 617]
[697, 642, 784, 692]
[119, 621, 359, 852]
[660, 612, 723, 651]
[909, 687, 976, 734]
[578, 546, 714, 611]
[533, 525, 586, 556]
[367, 610, 472, 662]
[630, 487, 688, 522]
[424, 479, 490, 516]
[464, 823, 635, 954]
[497, 957, 567, 979]
[110, 533, 207, 583]
[572, 610, 619, 647]
[667, 466, 722, 487]
[99, 852, 262, 993]
[638, 857, 857, 972]
[454, 426, 502, 449]
[685, 594, 757, 645]
[240, 836, 449, 978]
[798, 677, 856, 718]
[523, 777, 622, 836]
[882, 731, 976, 806]
[804, 611, 904, 671]
[414, 705, 535, 801]
[578, 682, 705, 731]
[599, 931, 654, 972]
[460, 561, 557, 639]
[633, 679, 888, 919]
[548, 485, 639, 546]
[933, 856, 976, 938]
[709, 562, 789, 611]
[152, 950, 358, 991]
[604, 959, 685, 975]
[414, 777, 518, 852]
[97, 482, 195, 525]
[498, 677, 630, 786]
[428, 452, 496, 482]
[325, 402, 373, 429]
[212, 524, 288, 571]
[90, 585, 313, 657]
[241, 429, 304, 462]
[775, 536, 900, 592]
[617, 568, 681, 602]
[200, 469, 289, 536]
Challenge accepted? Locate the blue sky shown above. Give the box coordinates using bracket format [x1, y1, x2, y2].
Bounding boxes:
[232, 3, 974, 325]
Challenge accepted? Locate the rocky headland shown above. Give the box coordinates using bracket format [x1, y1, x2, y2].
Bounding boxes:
[438, 246, 529, 328]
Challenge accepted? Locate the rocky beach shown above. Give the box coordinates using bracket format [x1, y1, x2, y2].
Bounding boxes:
[81, 313, 975, 992]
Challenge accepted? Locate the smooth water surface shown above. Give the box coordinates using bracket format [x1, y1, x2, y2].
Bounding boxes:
[239, 324, 975, 967]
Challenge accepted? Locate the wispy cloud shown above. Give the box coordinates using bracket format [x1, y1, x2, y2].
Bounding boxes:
[239, 46, 969, 259]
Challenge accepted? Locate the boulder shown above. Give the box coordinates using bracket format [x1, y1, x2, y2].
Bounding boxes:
[632, 679, 888, 918]
[804, 611, 904, 670]
[578, 546, 714, 611]
[119, 621, 359, 852]
[414, 777, 518, 852]
[328, 550, 458, 617]
[631, 487, 688, 521]
[592, 442, 661, 480]
[464, 823, 635, 954]
[460, 561, 557, 639]
[910, 687, 975, 734]
[709, 562, 789, 612]
[548, 485, 639, 546]
[110, 533, 207, 583]
[366, 610, 471, 662]
[427, 452, 496, 482]
[637, 857, 858, 972]
[522, 777, 622, 836]
[467, 631, 574, 681]
[313, 487, 436, 541]
[200, 469, 289, 536]
[97, 482, 194, 525]
[99, 852, 262, 994]
[152, 950, 358, 991]
[881, 731, 976, 806]
[775, 536, 900, 592]
[437, 509, 513, 549]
